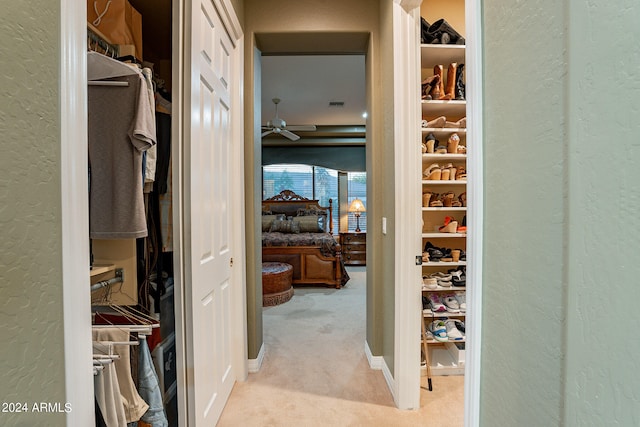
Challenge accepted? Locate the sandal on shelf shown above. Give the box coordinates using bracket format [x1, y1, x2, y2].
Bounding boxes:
[455, 167, 467, 181]
[445, 163, 457, 181]
[430, 195, 444, 207]
[439, 216, 459, 233]
[424, 116, 446, 128]
[424, 163, 442, 180]
[424, 133, 437, 153]
[421, 142, 427, 153]
[458, 192, 467, 207]
[442, 191, 455, 207]
[441, 166, 450, 181]
[447, 133, 460, 154]
[445, 117, 466, 129]
[422, 192, 433, 207]
[435, 145, 448, 154]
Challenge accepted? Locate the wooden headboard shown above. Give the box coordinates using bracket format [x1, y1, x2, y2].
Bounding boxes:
[262, 190, 334, 234]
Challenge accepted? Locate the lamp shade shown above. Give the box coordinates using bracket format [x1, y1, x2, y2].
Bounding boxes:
[348, 198, 366, 213]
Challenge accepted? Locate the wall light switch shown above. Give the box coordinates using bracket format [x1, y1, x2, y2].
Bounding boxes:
[382, 217, 387, 235]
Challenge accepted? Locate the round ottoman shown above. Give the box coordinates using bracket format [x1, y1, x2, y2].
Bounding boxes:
[262, 262, 293, 307]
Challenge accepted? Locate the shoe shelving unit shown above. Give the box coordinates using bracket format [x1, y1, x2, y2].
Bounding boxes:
[420, 1, 467, 378]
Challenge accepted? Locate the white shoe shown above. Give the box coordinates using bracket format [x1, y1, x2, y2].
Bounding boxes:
[422, 276, 438, 290]
[443, 295, 460, 313]
[445, 320, 464, 340]
[454, 292, 466, 312]
[429, 320, 448, 342]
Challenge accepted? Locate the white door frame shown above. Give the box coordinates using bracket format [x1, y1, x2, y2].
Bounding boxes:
[393, 0, 483, 424]
[60, 0, 94, 425]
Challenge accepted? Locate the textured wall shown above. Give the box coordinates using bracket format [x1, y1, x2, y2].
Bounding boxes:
[378, 0, 396, 375]
[564, 0, 640, 424]
[243, 0, 389, 361]
[481, 0, 566, 425]
[0, 1, 68, 426]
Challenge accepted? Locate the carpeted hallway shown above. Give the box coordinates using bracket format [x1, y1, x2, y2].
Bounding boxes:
[217, 266, 464, 427]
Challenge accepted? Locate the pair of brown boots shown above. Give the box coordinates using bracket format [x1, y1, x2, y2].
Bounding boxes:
[421, 63, 465, 100]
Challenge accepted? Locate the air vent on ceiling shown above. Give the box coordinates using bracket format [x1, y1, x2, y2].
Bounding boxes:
[328, 101, 345, 107]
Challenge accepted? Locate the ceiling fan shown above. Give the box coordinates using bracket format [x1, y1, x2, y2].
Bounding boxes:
[261, 98, 317, 141]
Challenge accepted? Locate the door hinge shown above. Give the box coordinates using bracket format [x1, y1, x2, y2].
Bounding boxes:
[415, 255, 422, 265]
[230, 257, 234, 267]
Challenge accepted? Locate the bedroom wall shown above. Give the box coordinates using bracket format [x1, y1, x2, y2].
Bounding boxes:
[242, 0, 392, 365]
[1, 1, 69, 425]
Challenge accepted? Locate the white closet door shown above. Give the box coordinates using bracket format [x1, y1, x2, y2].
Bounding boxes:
[183, 0, 236, 424]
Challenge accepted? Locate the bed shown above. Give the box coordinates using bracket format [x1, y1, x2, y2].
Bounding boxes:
[262, 190, 349, 289]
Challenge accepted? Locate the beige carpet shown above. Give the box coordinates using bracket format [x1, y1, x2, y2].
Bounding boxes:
[218, 267, 464, 427]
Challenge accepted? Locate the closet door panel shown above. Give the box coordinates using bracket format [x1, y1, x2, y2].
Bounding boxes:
[184, 0, 236, 424]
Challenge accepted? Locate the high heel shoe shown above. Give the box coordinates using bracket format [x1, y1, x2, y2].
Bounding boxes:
[440, 166, 450, 181]
[424, 163, 442, 180]
[458, 192, 467, 207]
[439, 216, 458, 233]
[455, 167, 467, 181]
[424, 133, 437, 153]
[429, 193, 443, 207]
[447, 133, 460, 154]
[442, 192, 455, 207]
[422, 192, 432, 207]
[448, 164, 457, 181]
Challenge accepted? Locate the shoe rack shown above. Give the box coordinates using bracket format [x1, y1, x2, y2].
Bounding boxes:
[420, 0, 466, 377]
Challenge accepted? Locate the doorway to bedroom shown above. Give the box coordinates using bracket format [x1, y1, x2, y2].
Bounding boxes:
[257, 53, 370, 390]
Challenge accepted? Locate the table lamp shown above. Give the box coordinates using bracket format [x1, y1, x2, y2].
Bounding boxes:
[348, 198, 366, 232]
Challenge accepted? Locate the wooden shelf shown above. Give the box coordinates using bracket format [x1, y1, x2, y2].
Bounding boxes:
[423, 310, 466, 318]
[422, 207, 467, 212]
[421, 44, 466, 68]
[422, 285, 466, 291]
[421, 180, 467, 185]
[90, 264, 116, 277]
[422, 261, 466, 266]
[421, 100, 466, 118]
[421, 127, 466, 135]
[421, 347, 465, 376]
[422, 232, 466, 238]
[422, 153, 467, 161]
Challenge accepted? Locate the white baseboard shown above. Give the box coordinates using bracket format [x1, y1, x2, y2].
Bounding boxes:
[365, 340, 382, 369]
[365, 341, 397, 403]
[248, 343, 265, 373]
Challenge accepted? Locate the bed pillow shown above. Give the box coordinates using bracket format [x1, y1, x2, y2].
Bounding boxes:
[296, 208, 327, 231]
[269, 219, 301, 233]
[296, 215, 323, 233]
[262, 214, 285, 232]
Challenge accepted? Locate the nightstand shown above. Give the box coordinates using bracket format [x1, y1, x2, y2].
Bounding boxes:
[340, 232, 366, 266]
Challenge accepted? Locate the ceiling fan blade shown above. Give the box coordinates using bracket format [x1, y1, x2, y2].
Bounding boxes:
[280, 129, 300, 141]
[286, 125, 317, 132]
[261, 130, 274, 138]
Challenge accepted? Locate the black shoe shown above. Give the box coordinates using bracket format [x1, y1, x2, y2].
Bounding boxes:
[426, 19, 465, 45]
[455, 64, 466, 100]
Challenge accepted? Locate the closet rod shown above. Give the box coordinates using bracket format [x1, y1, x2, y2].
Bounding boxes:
[91, 268, 124, 291]
[91, 324, 158, 331]
[94, 340, 140, 346]
[88, 81, 129, 87]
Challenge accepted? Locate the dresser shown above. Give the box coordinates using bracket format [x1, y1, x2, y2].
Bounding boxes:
[340, 232, 367, 266]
